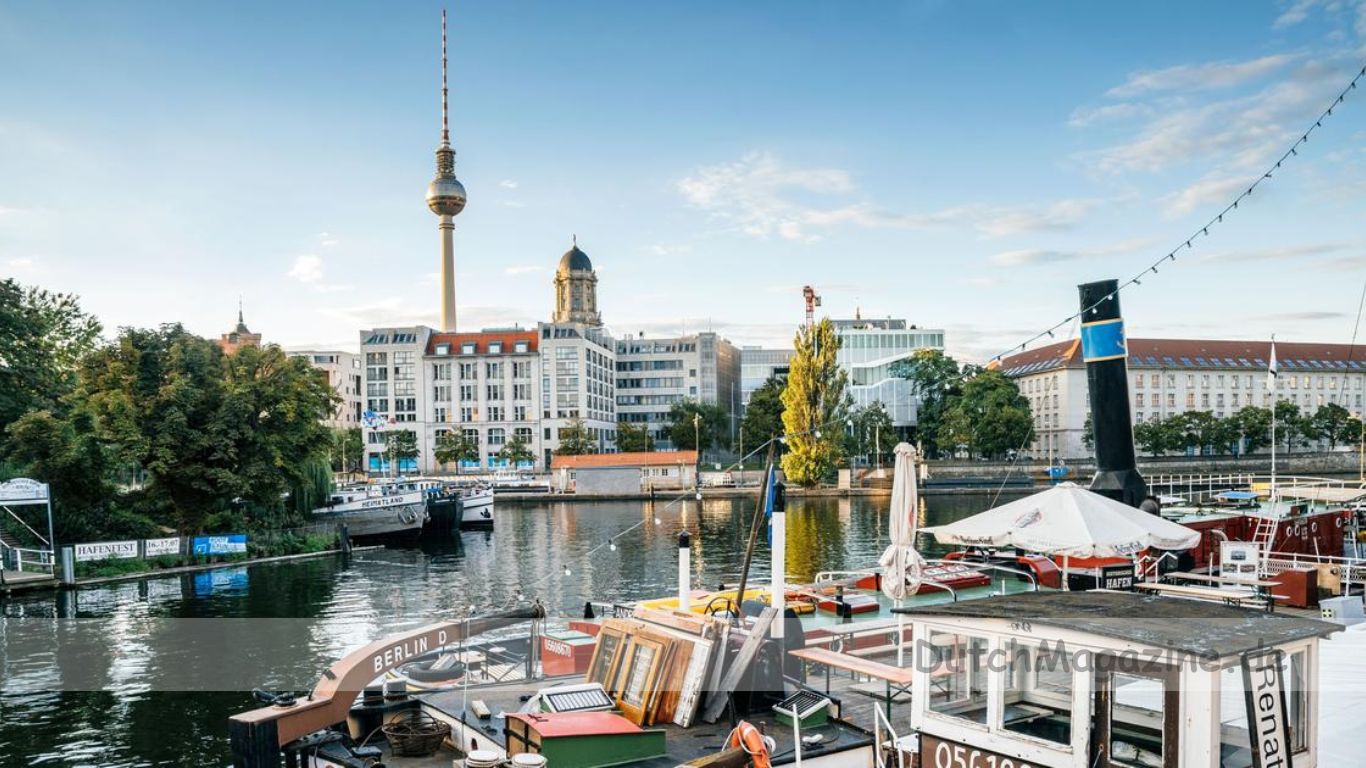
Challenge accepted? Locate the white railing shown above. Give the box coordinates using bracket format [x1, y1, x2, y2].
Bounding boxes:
[1146, 473, 1352, 506]
[1137, 552, 1179, 582]
[872, 699, 906, 768]
[1, 544, 54, 574]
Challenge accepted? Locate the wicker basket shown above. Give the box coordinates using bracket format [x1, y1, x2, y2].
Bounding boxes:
[382, 709, 452, 757]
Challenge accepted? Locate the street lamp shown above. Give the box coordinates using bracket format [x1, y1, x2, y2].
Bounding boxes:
[693, 412, 702, 492]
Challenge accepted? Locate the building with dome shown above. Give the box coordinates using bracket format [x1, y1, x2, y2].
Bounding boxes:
[552, 239, 601, 326]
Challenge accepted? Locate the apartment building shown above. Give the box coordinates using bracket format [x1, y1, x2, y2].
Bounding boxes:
[615, 332, 741, 449]
[288, 350, 363, 429]
[832, 317, 945, 430]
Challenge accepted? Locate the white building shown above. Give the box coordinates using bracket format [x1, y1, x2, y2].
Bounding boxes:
[359, 326, 433, 473]
[539, 321, 617, 466]
[615, 332, 742, 449]
[998, 337, 1366, 459]
[288, 350, 363, 430]
[832, 317, 944, 430]
[425, 328, 541, 471]
[739, 347, 793, 407]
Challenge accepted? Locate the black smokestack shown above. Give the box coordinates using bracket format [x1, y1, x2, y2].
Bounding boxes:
[1078, 279, 1147, 507]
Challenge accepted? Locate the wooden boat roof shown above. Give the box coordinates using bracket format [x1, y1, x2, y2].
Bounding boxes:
[895, 591, 1339, 659]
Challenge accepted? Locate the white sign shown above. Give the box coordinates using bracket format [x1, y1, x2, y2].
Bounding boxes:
[74, 540, 138, 562]
[144, 537, 180, 557]
[1222, 541, 1262, 583]
[0, 478, 49, 503]
[1243, 649, 1295, 768]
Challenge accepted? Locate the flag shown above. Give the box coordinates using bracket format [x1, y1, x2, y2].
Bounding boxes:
[1267, 337, 1278, 390]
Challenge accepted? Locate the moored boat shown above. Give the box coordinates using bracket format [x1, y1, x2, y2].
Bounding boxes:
[311, 486, 427, 541]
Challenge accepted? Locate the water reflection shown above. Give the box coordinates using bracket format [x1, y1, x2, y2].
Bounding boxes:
[0, 491, 1017, 767]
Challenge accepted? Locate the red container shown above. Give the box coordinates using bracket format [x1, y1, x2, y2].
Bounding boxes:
[542, 631, 597, 676]
[1271, 567, 1318, 609]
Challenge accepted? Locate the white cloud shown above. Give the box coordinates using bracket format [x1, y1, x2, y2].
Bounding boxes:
[647, 243, 692, 257]
[989, 249, 1077, 267]
[678, 152, 1098, 240]
[287, 254, 324, 283]
[502, 201, 525, 208]
[1067, 102, 1153, 128]
[499, 179, 519, 189]
[1274, 0, 1319, 28]
[1200, 242, 1349, 263]
[1163, 176, 1250, 217]
[1106, 54, 1299, 97]
[5, 257, 35, 271]
[503, 265, 541, 276]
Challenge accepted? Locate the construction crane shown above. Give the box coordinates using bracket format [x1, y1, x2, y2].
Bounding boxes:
[802, 285, 821, 330]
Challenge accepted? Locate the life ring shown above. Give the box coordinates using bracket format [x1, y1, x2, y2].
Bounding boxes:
[726, 720, 773, 768]
[1337, 515, 1345, 529]
[1312, 521, 1319, 534]
[399, 508, 418, 524]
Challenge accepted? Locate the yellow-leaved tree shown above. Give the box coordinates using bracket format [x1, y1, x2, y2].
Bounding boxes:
[780, 318, 849, 486]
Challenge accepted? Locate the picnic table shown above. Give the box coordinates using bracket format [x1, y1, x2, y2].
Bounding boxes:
[1134, 581, 1283, 612]
[790, 647, 913, 720]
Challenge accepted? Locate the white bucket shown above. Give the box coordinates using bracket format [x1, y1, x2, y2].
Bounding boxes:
[465, 749, 503, 768]
[511, 754, 548, 768]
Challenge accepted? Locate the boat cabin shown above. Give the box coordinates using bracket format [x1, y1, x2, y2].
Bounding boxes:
[896, 592, 1338, 768]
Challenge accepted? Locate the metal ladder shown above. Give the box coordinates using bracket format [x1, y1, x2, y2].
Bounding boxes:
[873, 699, 908, 768]
[1251, 514, 1280, 575]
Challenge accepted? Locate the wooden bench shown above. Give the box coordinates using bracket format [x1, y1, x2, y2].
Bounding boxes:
[790, 647, 914, 719]
[1135, 582, 1283, 611]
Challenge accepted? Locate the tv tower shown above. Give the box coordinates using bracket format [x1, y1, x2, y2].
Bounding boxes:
[426, 9, 466, 332]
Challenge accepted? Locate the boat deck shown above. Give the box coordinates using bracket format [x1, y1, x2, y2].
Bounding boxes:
[418, 664, 897, 766]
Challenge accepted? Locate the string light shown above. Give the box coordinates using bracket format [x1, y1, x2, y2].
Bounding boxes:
[989, 60, 1364, 365]
[608, 538, 617, 552]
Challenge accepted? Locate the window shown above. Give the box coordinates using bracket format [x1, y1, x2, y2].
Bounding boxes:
[1135, 375, 1144, 389]
[459, 384, 477, 401]
[487, 362, 504, 378]
[1151, 374, 1159, 387]
[458, 362, 477, 379]
[1167, 393, 1175, 408]
[927, 632, 989, 725]
[488, 406, 504, 421]
[614, 637, 665, 723]
[488, 428, 505, 446]
[1098, 657, 1178, 768]
[514, 426, 533, 443]
[487, 384, 504, 401]
[513, 361, 531, 379]
[489, 342, 503, 354]
[1000, 640, 1073, 746]
[514, 383, 531, 400]
[514, 405, 529, 421]
[1186, 392, 1195, 408]
[433, 385, 451, 402]
[461, 343, 475, 355]
[587, 628, 626, 692]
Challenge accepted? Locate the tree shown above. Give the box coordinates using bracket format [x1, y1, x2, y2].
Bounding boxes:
[434, 430, 479, 466]
[891, 349, 960, 457]
[499, 434, 535, 466]
[1273, 400, 1307, 453]
[1082, 413, 1095, 453]
[556, 417, 593, 455]
[1132, 416, 1170, 457]
[1310, 402, 1353, 450]
[737, 377, 785, 453]
[939, 370, 1032, 458]
[330, 428, 363, 474]
[386, 430, 419, 465]
[1169, 411, 1219, 455]
[615, 420, 654, 453]
[780, 318, 849, 485]
[0, 279, 101, 452]
[666, 401, 727, 452]
[845, 402, 895, 465]
[1232, 406, 1273, 454]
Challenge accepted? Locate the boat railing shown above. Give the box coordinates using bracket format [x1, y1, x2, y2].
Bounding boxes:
[813, 570, 879, 585]
[919, 558, 1042, 595]
[1146, 473, 1350, 506]
[1136, 552, 1180, 583]
[872, 693, 907, 768]
[1263, 549, 1366, 587]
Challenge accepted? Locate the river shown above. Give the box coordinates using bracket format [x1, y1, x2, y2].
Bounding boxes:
[0, 492, 1008, 766]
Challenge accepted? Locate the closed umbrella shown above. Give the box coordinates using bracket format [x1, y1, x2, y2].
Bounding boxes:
[879, 443, 925, 664]
[924, 482, 1200, 589]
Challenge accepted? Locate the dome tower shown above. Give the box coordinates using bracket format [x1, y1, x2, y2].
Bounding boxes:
[426, 9, 466, 332]
[552, 236, 601, 326]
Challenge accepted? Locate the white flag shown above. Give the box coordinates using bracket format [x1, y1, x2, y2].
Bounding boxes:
[1267, 338, 1278, 389]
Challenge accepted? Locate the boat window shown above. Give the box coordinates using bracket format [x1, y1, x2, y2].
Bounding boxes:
[1101, 661, 1174, 768]
[618, 640, 660, 708]
[927, 631, 989, 725]
[1216, 651, 1308, 765]
[586, 628, 626, 693]
[1000, 639, 1073, 746]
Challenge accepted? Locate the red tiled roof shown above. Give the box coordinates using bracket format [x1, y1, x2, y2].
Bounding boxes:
[426, 330, 538, 356]
[998, 337, 1366, 376]
[551, 451, 698, 470]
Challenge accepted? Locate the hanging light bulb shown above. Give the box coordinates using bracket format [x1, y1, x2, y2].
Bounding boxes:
[563, 565, 572, 576]
[695, 491, 703, 501]
[609, 538, 617, 552]
[654, 516, 662, 525]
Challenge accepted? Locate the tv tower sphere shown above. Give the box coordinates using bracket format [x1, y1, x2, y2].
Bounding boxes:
[427, 171, 466, 216]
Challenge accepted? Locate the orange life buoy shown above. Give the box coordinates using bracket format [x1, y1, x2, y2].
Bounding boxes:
[726, 720, 773, 768]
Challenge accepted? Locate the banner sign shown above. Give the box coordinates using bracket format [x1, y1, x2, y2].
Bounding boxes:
[0, 477, 50, 504]
[191, 534, 247, 556]
[144, 537, 181, 557]
[74, 540, 138, 562]
[1080, 317, 1127, 363]
[1100, 563, 1136, 591]
[1242, 648, 1295, 768]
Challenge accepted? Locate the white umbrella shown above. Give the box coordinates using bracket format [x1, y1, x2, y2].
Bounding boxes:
[879, 443, 925, 665]
[925, 481, 1200, 558]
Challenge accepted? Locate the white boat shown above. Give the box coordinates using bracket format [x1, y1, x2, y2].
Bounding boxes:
[311, 487, 427, 540]
[459, 486, 495, 529]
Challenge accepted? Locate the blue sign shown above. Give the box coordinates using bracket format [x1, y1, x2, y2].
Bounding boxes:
[1080, 318, 1127, 362]
[191, 534, 247, 556]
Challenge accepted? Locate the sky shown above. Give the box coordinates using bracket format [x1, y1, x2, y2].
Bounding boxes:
[1, 1, 1365, 363]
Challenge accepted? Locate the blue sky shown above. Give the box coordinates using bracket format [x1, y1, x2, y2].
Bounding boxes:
[2, 1, 1365, 361]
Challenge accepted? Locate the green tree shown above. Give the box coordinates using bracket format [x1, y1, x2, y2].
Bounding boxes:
[1273, 400, 1307, 453]
[891, 349, 960, 457]
[330, 428, 363, 474]
[1232, 405, 1273, 454]
[434, 430, 479, 466]
[780, 318, 849, 485]
[666, 400, 727, 452]
[556, 417, 593, 455]
[845, 402, 895, 465]
[1169, 411, 1220, 455]
[940, 370, 1033, 458]
[386, 430, 419, 465]
[1310, 402, 1353, 450]
[499, 434, 535, 465]
[0, 279, 102, 451]
[615, 420, 654, 452]
[737, 377, 785, 454]
[1082, 413, 1095, 453]
[1133, 416, 1170, 457]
